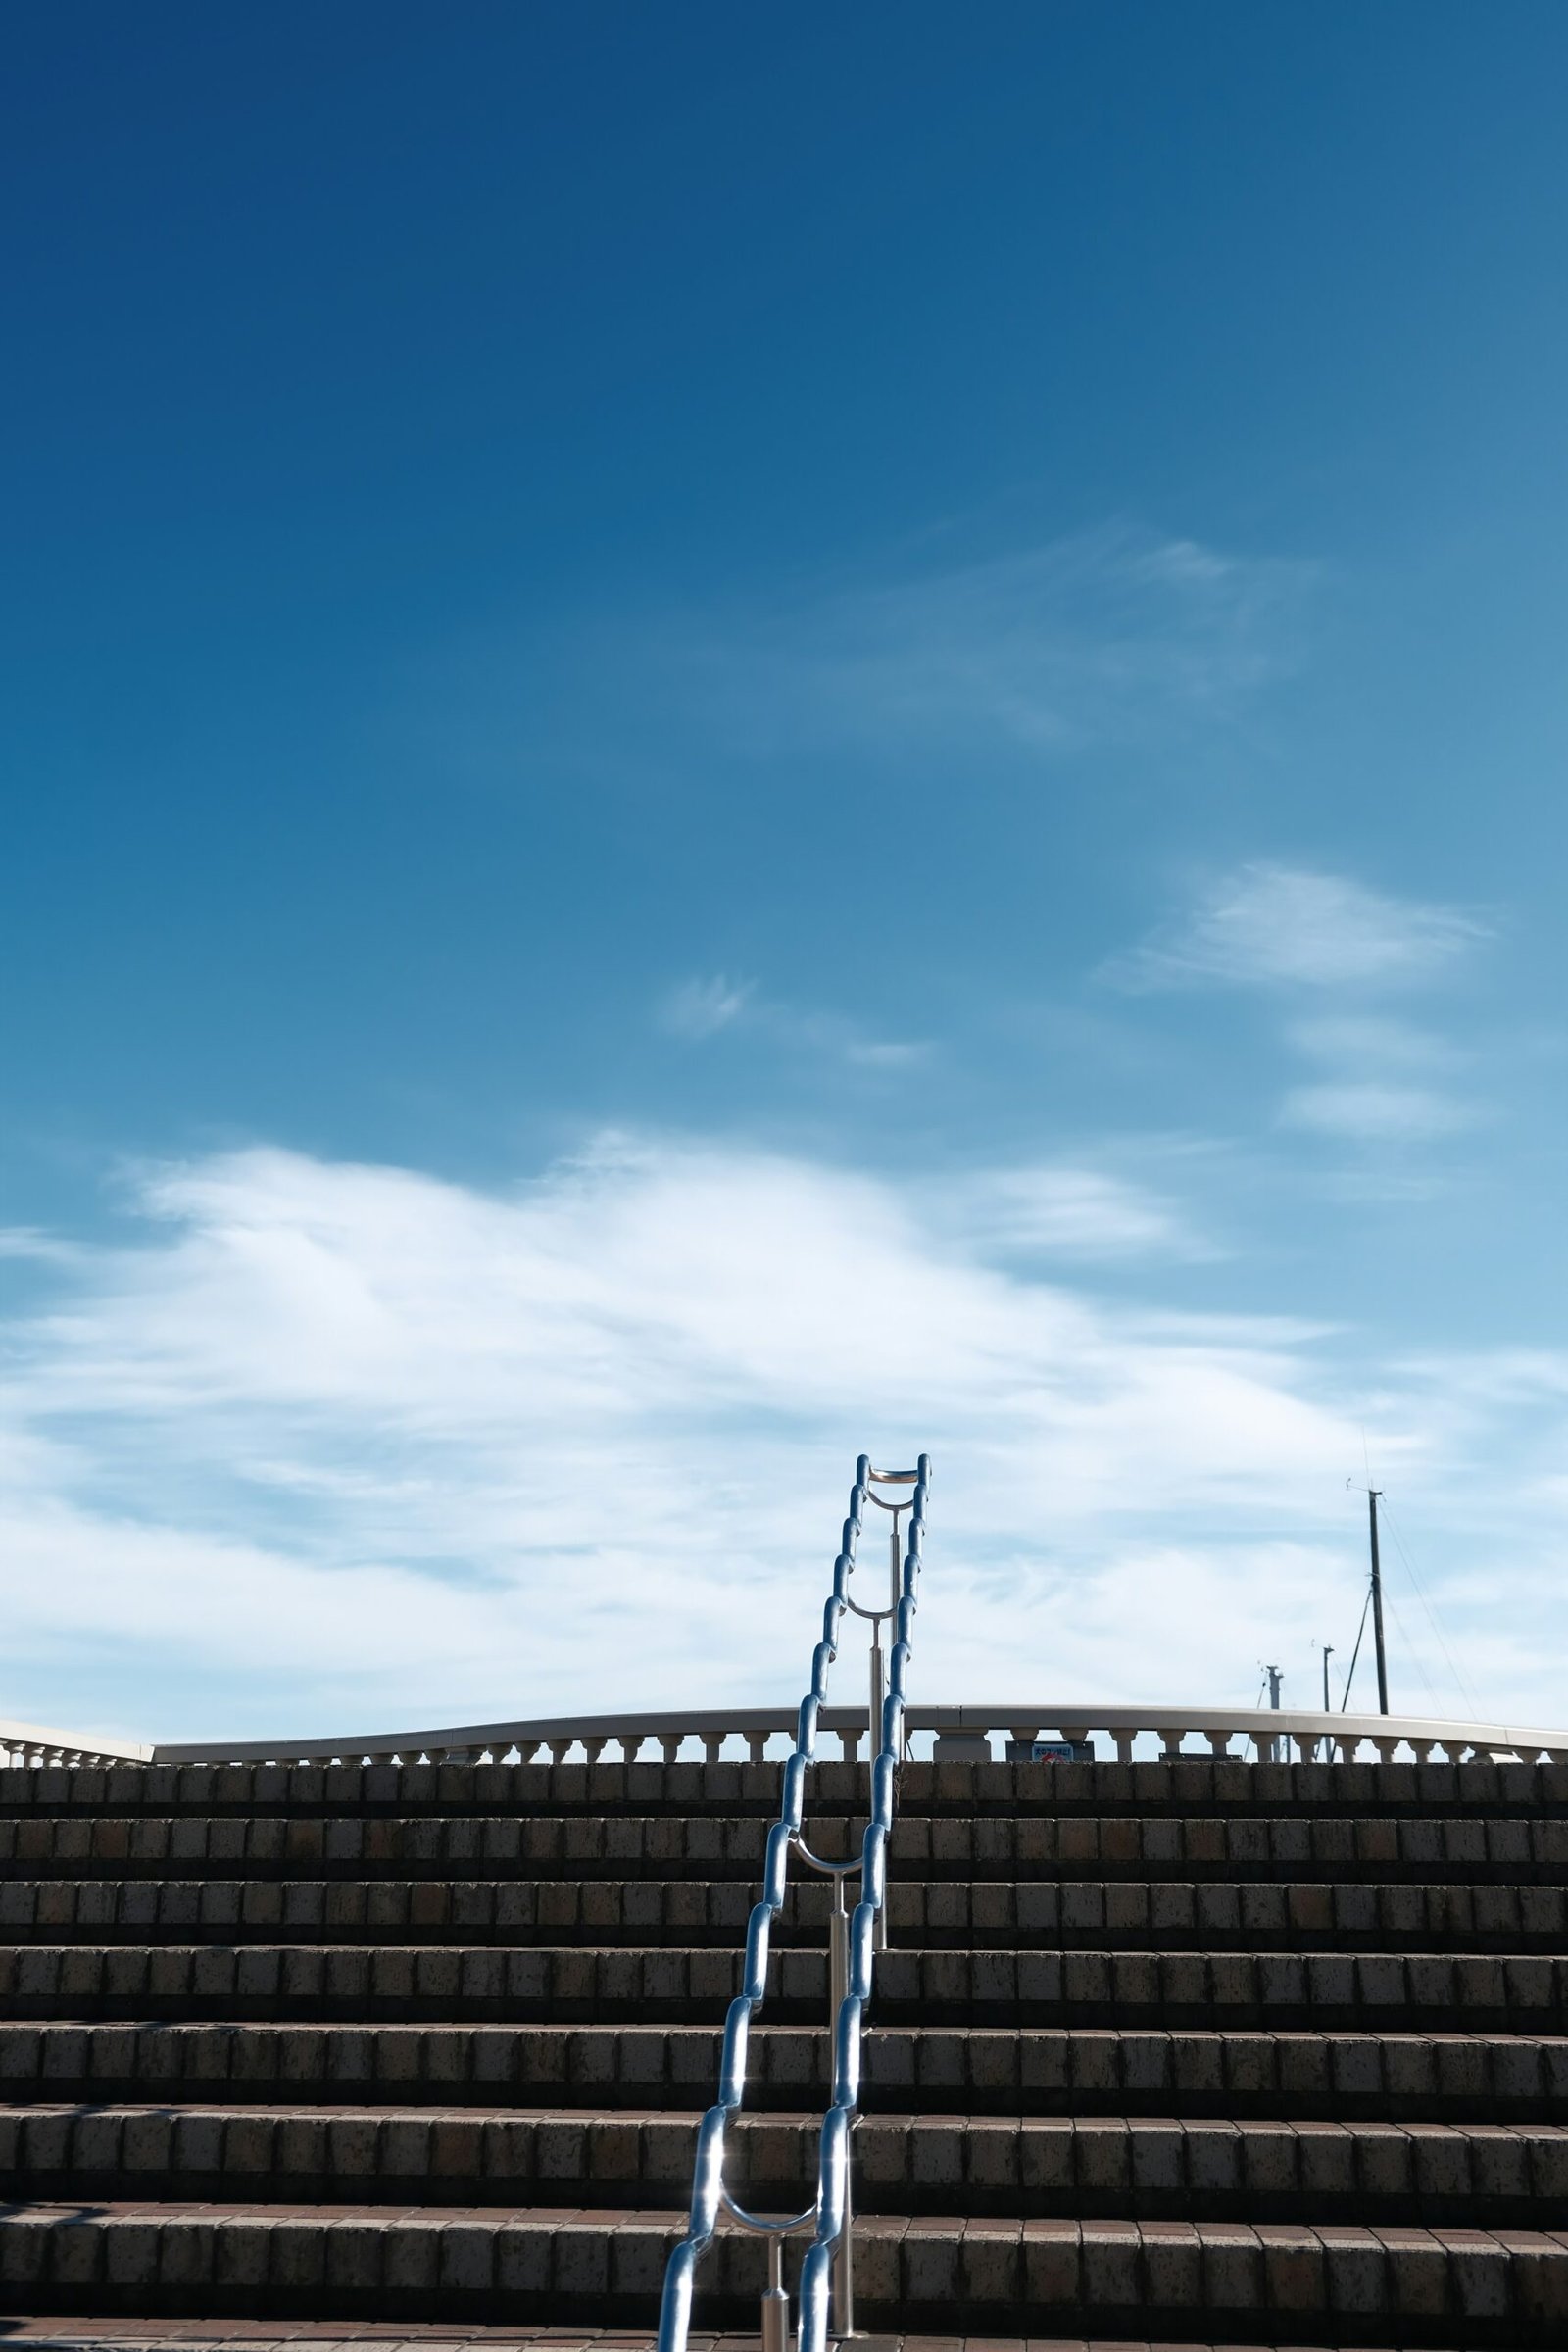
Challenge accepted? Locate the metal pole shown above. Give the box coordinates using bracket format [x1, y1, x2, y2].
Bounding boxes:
[1319, 1646, 1334, 1761]
[833, 2138, 855, 2339]
[761, 2234, 790, 2352]
[827, 1874, 853, 2333]
[1369, 1490, 1390, 1715]
[868, 1632, 887, 1955]
[829, 1880, 849, 2018]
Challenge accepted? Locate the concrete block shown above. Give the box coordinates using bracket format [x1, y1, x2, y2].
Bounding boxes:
[213, 2215, 273, 2292]
[1436, 2227, 1511, 2321]
[268, 2216, 327, 2293]
[1200, 2220, 1265, 2311]
[0, 2213, 53, 2288]
[1076, 2217, 1141, 2311]
[47, 2214, 104, 2287]
[156, 2216, 216, 2290]
[553, 2219, 611, 2297]
[439, 2220, 498, 2296]
[1316, 2220, 1392, 2314]
[1139, 2217, 1200, 2306]
[901, 2220, 961, 2304]
[958, 2220, 1019, 2305]
[102, 2216, 162, 2290]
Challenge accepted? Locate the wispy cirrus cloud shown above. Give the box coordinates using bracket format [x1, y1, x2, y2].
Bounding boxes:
[650, 524, 1316, 760]
[658, 973, 929, 1071]
[1106, 864, 1494, 1156]
[943, 1165, 1210, 1263]
[1111, 863, 1489, 995]
[1280, 1082, 1476, 1143]
[4, 1135, 1563, 1741]
[1285, 1014, 1460, 1071]
[659, 974, 755, 1040]
[1282, 1004, 1482, 1148]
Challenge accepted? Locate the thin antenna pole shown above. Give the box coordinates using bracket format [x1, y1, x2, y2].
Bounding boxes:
[1369, 1489, 1390, 1715]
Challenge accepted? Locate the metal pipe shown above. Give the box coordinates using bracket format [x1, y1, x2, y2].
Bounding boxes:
[868, 1637, 884, 1789]
[654, 1455, 931, 2352]
[827, 1872, 852, 2328]
[829, 1877, 849, 2016]
[796, 1457, 930, 2352]
[867, 1635, 887, 1957]
[761, 2238, 790, 2352]
[832, 2132, 854, 2338]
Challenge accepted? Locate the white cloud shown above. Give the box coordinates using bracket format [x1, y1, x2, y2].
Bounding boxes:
[947, 1166, 1204, 1261]
[1115, 864, 1488, 993]
[3, 1136, 1563, 1741]
[1286, 1014, 1459, 1071]
[663, 525, 1314, 759]
[1280, 1083, 1475, 1143]
[660, 974, 754, 1039]
[1280, 998, 1486, 1149]
[658, 976, 927, 1071]
[841, 1038, 931, 1071]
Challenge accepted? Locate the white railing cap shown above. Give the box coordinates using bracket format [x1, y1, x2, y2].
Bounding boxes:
[7, 1700, 1568, 1768]
[0, 1715, 155, 1763]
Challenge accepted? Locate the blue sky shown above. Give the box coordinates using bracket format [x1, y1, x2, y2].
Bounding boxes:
[4, 4, 1567, 1741]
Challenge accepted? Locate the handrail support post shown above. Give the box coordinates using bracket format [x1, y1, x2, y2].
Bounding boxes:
[828, 1869, 854, 2332]
[832, 2145, 855, 2340]
[829, 1876, 850, 2017]
[761, 2234, 791, 2352]
[866, 1638, 888, 1956]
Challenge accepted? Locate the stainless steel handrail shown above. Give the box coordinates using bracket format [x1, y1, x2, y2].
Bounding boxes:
[654, 1451, 931, 2352]
[795, 1458, 925, 2352]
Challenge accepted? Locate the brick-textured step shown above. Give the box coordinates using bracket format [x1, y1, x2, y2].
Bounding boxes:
[3, 2203, 1568, 2345]
[7, 1757, 1568, 1823]
[7, 2101, 1568, 2227]
[6, 1875, 1566, 1950]
[8, 2021, 1568, 2120]
[9, 2322, 1453, 2352]
[5, 1752, 1567, 2350]
[10, 1811, 1566, 1885]
[4, 1940, 1562, 2029]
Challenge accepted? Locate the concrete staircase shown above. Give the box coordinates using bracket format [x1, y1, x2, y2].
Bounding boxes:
[3, 1750, 1568, 2347]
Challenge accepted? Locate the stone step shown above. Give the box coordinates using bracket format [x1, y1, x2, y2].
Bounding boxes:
[0, 2329, 792, 2351]
[2, 1943, 1562, 2028]
[0, 2334, 1494, 2352]
[6, 2020, 1566, 2121]
[0, 2328, 1397, 2352]
[2, 2201, 1566, 2344]
[6, 2102, 1568, 2226]
[0, 2328, 1392, 2352]
[10, 1814, 1565, 1884]
[4, 1759, 1564, 1825]
[0, 2326, 747, 2348]
[5, 1879, 1565, 1950]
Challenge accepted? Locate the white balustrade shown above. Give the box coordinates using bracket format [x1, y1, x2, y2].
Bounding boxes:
[7, 1703, 1566, 1769]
